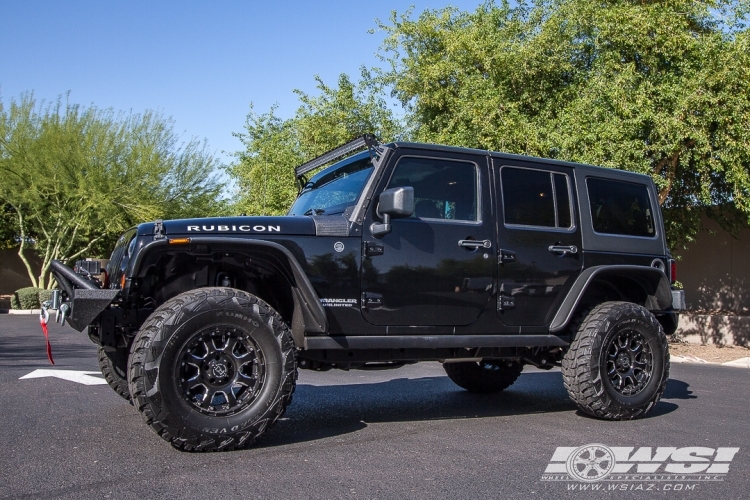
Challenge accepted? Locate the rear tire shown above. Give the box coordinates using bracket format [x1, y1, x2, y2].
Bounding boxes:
[443, 360, 523, 393]
[98, 347, 131, 402]
[128, 287, 297, 452]
[562, 301, 669, 420]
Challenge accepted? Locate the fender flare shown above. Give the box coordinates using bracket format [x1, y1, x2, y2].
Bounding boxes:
[549, 265, 673, 333]
[130, 237, 328, 345]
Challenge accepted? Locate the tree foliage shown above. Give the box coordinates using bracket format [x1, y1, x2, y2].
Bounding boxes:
[230, 73, 404, 216]
[0, 93, 225, 288]
[375, 0, 750, 249]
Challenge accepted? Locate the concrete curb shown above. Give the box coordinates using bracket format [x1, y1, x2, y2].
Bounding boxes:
[0, 309, 42, 315]
[671, 354, 709, 364]
[671, 354, 750, 368]
[722, 357, 750, 368]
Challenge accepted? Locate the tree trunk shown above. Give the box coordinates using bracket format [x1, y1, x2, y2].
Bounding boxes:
[14, 207, 39, 289]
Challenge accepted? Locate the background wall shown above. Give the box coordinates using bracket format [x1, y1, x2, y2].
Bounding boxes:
[0, 248, 40, 295]
[678, 216, 750, 314]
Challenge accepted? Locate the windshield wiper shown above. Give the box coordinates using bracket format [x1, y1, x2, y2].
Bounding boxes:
[303, 208, 326, 216]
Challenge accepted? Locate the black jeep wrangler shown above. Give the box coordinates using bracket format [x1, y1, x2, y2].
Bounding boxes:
[45, 135, 683, 451]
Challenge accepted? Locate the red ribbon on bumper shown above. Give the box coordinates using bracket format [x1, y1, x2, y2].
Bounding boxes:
[39, 316, 55, 365]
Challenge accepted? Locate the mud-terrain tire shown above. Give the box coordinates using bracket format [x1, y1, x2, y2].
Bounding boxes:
[128, 287, 297, 452]
[98, 347, 131, 402]
[443, 360, 523, 393]
[562, 301, 669, 420]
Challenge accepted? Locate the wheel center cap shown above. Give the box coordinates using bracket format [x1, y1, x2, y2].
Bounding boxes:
[208, 360, 228, 378]
[616, 352, 631, 370]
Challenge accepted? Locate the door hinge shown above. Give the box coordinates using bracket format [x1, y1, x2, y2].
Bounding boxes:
[498, 249, 516, 264]
[364, 241, 384, 257]
[498, 294, 515, 310]
[362, 292, 383, 308]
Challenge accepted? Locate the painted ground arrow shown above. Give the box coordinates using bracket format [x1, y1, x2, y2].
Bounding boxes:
[19, 369, 107, 385]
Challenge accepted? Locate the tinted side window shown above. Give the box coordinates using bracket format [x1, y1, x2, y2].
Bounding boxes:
[587, 177, 655, 237]
[501, 167, 572, 229]
[387, 157, 478, 221]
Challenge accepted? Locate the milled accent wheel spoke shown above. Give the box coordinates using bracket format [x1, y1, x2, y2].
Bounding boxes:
[188, 352, 205, 362]
[185, 362, 201, 382]
[223, 389, 239, 407]
[225, 338, 241, 356]
[237, 364, 256, 382]
[188, 384, 209, 407]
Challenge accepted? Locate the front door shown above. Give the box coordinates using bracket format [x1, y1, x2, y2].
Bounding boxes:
[493, 160, 583, 327]
[361, 150, 494, 327]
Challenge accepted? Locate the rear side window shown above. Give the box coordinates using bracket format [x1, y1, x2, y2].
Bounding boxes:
[501, 167, 573, 229]
[587, 178, 655, 237]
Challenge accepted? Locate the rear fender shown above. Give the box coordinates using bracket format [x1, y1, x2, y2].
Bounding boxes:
[549, 265, 673, 333]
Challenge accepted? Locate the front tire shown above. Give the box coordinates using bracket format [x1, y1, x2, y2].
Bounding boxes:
[128, 287, 297, 452]
[443, 360, 523, 393]
[98, 347, 131, 402]
[562, 301, 669, 420]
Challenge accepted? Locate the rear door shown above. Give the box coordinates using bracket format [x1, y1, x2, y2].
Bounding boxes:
[493, 160, 583, 327]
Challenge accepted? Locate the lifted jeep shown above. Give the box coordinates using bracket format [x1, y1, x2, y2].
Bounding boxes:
[44, 135, 683, 451]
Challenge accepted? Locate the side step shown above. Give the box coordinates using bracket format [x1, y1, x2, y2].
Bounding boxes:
[304, 335, 568, 351]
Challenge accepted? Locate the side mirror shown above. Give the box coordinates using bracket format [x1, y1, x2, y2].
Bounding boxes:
[370, 186, 414, 237]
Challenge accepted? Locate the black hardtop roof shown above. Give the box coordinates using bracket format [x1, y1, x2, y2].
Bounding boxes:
[389, 141, 653, 182]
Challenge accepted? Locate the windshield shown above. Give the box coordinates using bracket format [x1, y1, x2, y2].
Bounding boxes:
[289, 152, 373, 216]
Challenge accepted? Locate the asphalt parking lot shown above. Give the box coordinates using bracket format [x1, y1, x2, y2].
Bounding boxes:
[0, 314, 748, 499]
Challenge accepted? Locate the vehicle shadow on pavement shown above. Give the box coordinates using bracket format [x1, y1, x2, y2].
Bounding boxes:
[661, 378, 696, 400]
[0, 332, 97, 367]
[259, 372, 682, 448]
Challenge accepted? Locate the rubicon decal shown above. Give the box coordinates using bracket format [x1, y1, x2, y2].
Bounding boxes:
[187, 225, 281, 232]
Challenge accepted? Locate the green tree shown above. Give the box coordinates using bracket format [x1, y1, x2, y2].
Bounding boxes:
[230, 73, 404, 216]
[376, 0, 750, 248]
[0, 93, 225, 289]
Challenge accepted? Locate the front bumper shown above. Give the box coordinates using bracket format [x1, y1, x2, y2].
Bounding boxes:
[45, 260, 120, 332]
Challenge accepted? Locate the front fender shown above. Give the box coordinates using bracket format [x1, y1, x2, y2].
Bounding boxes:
[130, 237, 328, 343]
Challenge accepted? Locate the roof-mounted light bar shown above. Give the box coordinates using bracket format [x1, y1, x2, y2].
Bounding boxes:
[294, 134, 380, 181]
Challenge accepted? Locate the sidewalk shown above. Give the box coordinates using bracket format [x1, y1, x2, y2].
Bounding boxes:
[671, 354, 750, 368]
[0, 309, 42, 315]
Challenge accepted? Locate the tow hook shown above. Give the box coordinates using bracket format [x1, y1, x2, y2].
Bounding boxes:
[40, 290, 66, 326]
[56, 303, 70, 326]
[39, 290, 63, 365]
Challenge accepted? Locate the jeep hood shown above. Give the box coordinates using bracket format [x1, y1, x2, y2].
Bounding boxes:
[137, 216, 317, 237]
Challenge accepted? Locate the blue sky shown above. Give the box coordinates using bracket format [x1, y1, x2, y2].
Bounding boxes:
[1, 1, 484, 167]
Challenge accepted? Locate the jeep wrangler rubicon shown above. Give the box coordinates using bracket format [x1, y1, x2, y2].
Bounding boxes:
[43, 135, 684, 452]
